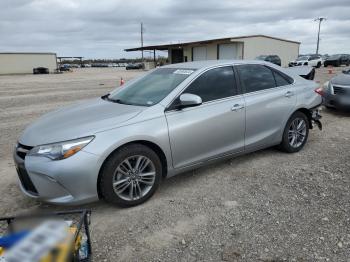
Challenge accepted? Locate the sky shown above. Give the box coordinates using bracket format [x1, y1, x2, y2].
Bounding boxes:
[0, 0, 349, 59]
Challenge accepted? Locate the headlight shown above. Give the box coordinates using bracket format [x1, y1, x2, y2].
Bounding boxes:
[28, 136, 94, 160]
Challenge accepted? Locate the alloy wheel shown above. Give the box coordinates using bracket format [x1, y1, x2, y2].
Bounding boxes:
[113, 155, 156, 201]
[288, 118, 307, 148]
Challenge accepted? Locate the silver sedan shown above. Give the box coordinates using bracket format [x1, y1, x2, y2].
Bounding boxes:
[14, 60, 323, 206]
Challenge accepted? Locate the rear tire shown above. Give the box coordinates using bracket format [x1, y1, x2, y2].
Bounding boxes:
[99, 144, 162, 207]
[316, 62, 321, 68]
[279, 112, 309, 153]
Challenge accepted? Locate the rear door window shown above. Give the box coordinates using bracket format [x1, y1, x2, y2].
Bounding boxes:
[236, 64, 276, 93]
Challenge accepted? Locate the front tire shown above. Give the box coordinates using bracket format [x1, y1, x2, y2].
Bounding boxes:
[99, 144, 162, 207]
[279, 112, 309, 153]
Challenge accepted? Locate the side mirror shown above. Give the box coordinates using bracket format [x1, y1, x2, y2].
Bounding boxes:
[178, 93, 202, 109]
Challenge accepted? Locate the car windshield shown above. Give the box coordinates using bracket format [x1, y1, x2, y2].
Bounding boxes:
[107, 68, 195, 106]
[297, 56, 309, 61]
[328, 54, 341, 59]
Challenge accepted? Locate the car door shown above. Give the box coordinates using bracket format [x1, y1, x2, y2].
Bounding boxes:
[236, 64, 296, 151]
[165, 66, 245, 169]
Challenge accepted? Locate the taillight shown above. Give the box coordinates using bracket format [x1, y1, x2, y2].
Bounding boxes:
[315, 87, 325, 97]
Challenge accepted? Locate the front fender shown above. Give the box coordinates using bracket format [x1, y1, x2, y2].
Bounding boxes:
[82, 115, 173, 175]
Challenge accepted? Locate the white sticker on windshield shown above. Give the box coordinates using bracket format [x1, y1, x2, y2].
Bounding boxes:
[173, 69, 194, 75]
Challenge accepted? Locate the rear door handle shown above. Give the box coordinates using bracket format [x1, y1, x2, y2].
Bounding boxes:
[285, 91, 294, 98]
[231, 104, 245, 111]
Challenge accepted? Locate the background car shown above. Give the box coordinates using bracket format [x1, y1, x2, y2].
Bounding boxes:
[33, 67, 49, 74]
[255, 55, 281, 66]
[324, 54, 350, 67]
[126, 63, 144, 70]
[322, 69, 350, 110]
[289, 54, 323, 68]
[59, 64, 71, 72]
[285, 66, 315, 80]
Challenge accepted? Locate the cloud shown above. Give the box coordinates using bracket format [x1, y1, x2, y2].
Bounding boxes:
[0, 0, 349, 58]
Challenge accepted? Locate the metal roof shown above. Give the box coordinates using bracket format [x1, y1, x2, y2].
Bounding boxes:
[0, 52, 56, 55]
[125, 34, 301, 52]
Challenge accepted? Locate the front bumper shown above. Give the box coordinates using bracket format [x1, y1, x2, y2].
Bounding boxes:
[13, 148, 101, 205]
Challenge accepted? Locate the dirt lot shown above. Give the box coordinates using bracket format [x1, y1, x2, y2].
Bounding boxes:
[0, 66, 350, 261]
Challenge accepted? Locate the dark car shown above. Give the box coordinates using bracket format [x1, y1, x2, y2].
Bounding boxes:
[322, 69, 350, 110]
[59, 64, 71, 72]
[256, 55, 281, 66]
[324, 54, 350, 67]
[126, 63, 144, 70]
[33, 67, 49, 74]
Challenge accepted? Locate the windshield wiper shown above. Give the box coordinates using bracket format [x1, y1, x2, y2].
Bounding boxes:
[101, 94, 131, 105]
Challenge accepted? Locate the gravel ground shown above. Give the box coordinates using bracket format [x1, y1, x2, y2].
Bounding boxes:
[0, 66, 349, 261]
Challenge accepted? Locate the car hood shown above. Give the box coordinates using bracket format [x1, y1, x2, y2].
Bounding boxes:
[19, 98, 144, 146]
[331, 74, 350, 86]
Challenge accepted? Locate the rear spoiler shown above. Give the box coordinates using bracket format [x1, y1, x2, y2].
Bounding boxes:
[285, 66, 316, 80]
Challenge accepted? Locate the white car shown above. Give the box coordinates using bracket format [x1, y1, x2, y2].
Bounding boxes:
[289, 55, 323, 68]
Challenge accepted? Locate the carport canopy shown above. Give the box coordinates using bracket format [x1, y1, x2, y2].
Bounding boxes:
[57, 56, 84, 65]
[124, 38, 235, 62]
[125, 35, 301, 65]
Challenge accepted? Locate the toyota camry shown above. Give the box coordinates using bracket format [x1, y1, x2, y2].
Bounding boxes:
[14, 60, 323, 207]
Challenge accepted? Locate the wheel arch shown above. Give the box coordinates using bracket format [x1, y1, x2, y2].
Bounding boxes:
[97, 140, 168, 199]
[294, 108, 313, 129]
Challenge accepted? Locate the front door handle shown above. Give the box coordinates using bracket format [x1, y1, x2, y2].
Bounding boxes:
[231, 104, 245, 111]
[285, 91, 294, 98]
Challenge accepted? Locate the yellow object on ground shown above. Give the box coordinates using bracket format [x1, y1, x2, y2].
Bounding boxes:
[40, 227, 82, 262]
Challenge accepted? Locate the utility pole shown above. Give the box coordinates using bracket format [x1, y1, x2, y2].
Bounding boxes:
[315, 17, 326, 55]
[141, 22, 144, 61]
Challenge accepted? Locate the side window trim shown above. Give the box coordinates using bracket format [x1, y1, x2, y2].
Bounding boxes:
[165, 65, 241, 111]
[267, 66, 295, 86]
[233, 65, 244, 95]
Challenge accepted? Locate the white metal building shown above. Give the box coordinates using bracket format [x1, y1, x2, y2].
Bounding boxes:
[125, 35, 300, 67]
[0, 52, 57, 74]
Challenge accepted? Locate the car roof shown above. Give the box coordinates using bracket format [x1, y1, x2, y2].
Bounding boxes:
[162, 60, 268, 70]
